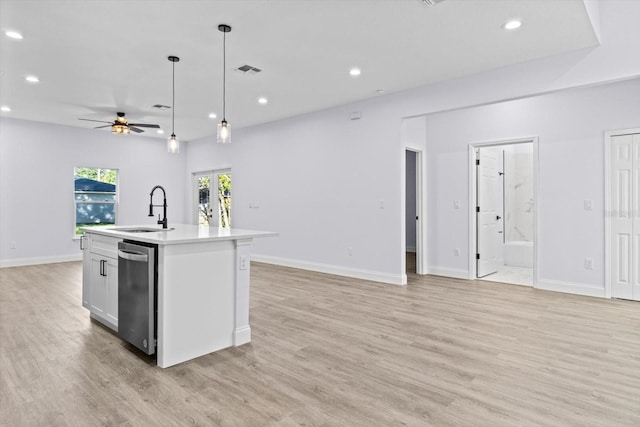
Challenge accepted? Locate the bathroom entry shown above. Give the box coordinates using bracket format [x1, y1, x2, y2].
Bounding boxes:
[472, 140, 536, 286]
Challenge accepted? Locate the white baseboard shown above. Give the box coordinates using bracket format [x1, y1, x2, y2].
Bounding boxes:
[0, 254, 83, 268]
[233, 326, 251, 346]
[251, 254, 407, 286]
[427, 266, 470, 280]
[535, 279, 606, 298]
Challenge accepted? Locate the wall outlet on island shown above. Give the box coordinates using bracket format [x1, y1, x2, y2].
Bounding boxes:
[239, 255, 249, 270]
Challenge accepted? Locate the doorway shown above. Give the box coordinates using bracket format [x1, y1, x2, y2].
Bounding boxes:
[405, 148, 426, 276]
[605, 128, 640, 301]
[193, 169, 232, 228]
[469, 138, 538, 287]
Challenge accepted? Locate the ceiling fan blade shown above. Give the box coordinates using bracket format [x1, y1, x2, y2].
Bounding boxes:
[128, 123, 160, 128]
[79, 118, 113, 124]
[94, 125, 112, 129]
[129, 126, 144, 133]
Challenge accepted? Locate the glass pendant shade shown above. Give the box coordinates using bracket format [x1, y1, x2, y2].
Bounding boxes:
[217, 120, 231, 144]
[167, 133, 179, 153]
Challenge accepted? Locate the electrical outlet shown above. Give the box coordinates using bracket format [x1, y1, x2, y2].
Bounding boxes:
[347, 247, 353, 256]
[584, 258, 593, 269]
[454, 248, 460, 257]
[584, 199, 593, 211]
[10, 241, 16, 249]
[239, 255, 249, 270]
[379, 200, 385, 209]
[453, 200, 461, 209]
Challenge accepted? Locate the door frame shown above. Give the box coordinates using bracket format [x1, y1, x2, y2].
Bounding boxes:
[604, 127, 640, 299]
[405, 148, 427, 276]
[468, 137, 539, 286]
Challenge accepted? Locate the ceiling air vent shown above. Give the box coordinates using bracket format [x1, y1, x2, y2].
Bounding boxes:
[152, 104, 171, 109]
[235, 64, 262, 75]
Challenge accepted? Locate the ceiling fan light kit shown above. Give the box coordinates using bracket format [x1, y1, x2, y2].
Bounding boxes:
[167, 55, 180, 154]
[217, 24, 232, 144]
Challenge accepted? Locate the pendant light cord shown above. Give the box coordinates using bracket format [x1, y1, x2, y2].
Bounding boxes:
[222, 30, 226, 121]
[171, 60, 176, 134]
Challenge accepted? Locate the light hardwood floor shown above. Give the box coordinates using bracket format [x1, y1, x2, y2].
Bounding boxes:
[1, 261, 639, 426]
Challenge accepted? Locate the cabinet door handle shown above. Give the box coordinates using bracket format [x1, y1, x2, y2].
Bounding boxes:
[80, 235, 86, 250]
[100, 259, 105, 276]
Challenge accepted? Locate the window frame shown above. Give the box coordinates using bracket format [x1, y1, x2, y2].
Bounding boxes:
[73, 167, 119, 237]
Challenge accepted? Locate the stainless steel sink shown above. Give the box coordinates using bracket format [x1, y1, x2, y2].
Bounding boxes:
[111, 227, 174, 233]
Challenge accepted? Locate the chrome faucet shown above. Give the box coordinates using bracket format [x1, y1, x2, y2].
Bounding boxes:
[149, 185, 168, 229]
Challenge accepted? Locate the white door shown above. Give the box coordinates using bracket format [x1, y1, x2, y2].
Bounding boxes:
[477, 149, 501, 277]
[610, 133, 640, 301]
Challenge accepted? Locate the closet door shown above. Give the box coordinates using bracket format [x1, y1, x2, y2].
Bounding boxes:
[610, 133, 640, 300]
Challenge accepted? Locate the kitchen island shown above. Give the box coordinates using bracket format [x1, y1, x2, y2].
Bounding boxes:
[81, 224, 276, 368]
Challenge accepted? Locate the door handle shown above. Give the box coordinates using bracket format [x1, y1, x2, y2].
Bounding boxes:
[496, 215, 502, 220]
[118, 250, 149, 262]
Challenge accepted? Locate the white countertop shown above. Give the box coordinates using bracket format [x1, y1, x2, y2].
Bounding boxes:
[82, 224, 277, 246]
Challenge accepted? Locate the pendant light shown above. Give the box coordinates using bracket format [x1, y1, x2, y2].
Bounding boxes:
[217, 24, 231, 144]
[167, 55, 180, 153]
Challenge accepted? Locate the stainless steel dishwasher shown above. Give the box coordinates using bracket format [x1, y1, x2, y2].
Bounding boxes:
[117, 241, 158, 355]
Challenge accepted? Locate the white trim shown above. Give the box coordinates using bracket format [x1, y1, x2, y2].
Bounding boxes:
[426, 266, 469, 280]
[536, 279, 606, 299]
[251, 254, 407, 286]
[0, 254, 82, 268]
[468, 137, 539, 286]
[604, 127, 640, 299]
[233, 326, 251, 346]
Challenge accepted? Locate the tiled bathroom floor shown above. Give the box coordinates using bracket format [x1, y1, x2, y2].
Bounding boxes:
[480, 265, 533, 286]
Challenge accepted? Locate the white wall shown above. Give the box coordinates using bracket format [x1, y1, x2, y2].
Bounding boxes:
[0, 118, 187, 266]
[425, 78, 640, 296]
[230, 105, 405, 284]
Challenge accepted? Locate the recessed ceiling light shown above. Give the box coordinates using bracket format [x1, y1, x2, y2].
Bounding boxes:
[157, 129, 165, 134]
[258, 97, 268, 105]
[349, 68, 361, 77]
[503, 20, 522, 30]
[6, 31, 23, 40]
[1, 106, 11, 112]
[209, 113, 217, 119]
[25, 75, 39, 83]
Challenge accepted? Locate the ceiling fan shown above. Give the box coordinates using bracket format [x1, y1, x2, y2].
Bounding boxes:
[79, 112, 160, 134]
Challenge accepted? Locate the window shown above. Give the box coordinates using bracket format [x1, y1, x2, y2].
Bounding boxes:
[74, 167, 118, 235]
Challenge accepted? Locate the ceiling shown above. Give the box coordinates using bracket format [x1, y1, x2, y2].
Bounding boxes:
[0, 0, 599, 142]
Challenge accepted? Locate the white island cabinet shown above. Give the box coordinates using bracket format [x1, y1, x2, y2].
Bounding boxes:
[81, 224, 276, 368]
[81, 233, 122, 331]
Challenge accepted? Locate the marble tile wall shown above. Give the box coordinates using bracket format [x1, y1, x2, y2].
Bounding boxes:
[504, 143, 534, 242]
